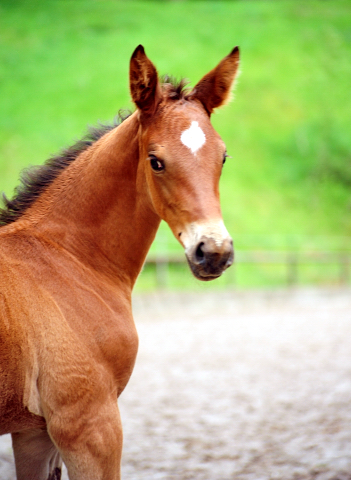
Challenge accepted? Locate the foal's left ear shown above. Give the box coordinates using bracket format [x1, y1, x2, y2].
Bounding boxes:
[189, 47, 240, 115]
[130, 45, 162, 116]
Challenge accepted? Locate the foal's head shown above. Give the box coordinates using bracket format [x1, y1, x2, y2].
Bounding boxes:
[130, 45, 239, 281]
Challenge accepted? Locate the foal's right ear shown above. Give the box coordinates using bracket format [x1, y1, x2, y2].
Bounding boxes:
[130, 45, 162, 116]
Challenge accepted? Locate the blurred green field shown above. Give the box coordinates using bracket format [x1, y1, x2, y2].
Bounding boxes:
[0, 0, 350, 290]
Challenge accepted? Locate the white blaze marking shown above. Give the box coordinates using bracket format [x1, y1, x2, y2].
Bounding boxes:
[180, 121, 206, 154]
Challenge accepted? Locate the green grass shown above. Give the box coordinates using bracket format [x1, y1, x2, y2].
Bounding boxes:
[0, 0, 350, 290]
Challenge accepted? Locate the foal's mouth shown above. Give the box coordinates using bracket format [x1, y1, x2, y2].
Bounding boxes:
[186, 255, 233, 282]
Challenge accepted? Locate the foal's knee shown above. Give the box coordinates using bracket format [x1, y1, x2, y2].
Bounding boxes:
[47, 401, 123, 480]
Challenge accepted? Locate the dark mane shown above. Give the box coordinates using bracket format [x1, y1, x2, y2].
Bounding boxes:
[0, 110, 131, 226]
[161, 76, 191, 100]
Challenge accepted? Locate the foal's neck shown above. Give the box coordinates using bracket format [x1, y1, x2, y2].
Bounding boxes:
[33, 112, 160, 289]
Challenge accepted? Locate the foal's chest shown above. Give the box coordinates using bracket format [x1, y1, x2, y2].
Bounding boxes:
[1, 239, 139, 401]
[44, 268, 139, 394]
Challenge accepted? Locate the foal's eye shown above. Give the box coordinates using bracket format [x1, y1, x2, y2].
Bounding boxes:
[223, 152, 230, 165]
[149, 155, 165, 172]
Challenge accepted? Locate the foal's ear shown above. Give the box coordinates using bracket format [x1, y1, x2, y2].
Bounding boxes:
[130, 45, 162, 116]
[190, 47, 240, 115]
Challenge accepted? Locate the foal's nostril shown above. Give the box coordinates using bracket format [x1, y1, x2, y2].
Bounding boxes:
[195, 242, 205, 263]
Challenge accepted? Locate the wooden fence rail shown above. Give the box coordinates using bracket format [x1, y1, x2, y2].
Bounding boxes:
[145, 251, 351, 288]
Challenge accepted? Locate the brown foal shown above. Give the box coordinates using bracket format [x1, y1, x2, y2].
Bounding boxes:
[0, 45, 239, 479]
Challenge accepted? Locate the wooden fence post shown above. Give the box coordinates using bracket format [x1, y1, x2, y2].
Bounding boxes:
[155, 258, 168, 288]
[339, 253, 350, 285]
[287, 252, 298, 286]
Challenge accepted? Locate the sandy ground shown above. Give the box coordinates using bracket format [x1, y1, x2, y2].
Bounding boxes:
[0, 287, 350, 480]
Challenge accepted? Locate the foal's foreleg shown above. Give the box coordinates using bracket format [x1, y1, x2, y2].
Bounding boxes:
[48, 399, 123, 480]
[12, 427, 62, 480]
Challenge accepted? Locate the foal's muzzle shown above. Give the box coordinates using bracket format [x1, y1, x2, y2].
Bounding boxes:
[186, 235, 234, 281]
